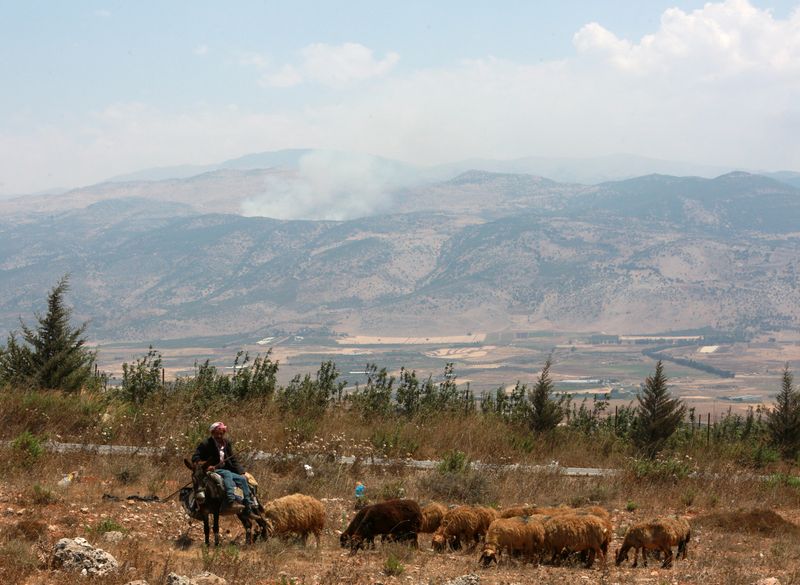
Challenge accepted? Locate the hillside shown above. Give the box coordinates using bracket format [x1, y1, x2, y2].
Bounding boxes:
[0, 171, 799, 342]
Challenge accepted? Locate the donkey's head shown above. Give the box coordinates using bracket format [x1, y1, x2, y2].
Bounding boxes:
[183, 458, 210, 505]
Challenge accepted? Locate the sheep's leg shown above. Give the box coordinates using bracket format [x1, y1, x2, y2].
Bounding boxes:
[632, 547, 639, 568]
[585, 548, 595, 568]
[660, 547, 674, 569]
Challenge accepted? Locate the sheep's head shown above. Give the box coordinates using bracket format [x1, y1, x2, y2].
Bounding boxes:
[615, 546, 629, 566]
[479, 546, 497, 566]
[263, 518, 275, 538]
[431, 532, 447, 553]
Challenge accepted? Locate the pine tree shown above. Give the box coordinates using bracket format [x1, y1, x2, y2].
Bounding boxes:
[766, 364, 800, 459]
[527, 358, 564, 433]
[633, 361, 686, 458]
[18, 276, 95, 392]
[0, 333, 35, 386]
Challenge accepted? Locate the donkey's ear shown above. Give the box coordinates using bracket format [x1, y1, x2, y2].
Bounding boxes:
[184, 458, 193, 470]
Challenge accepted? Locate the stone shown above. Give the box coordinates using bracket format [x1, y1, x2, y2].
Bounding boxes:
[444, 575, 480, 585]
[102, 530, 125, 543]
[51, 537, 119, 576]
[167, 572, 227, 585]
[754, 579, 781, 585]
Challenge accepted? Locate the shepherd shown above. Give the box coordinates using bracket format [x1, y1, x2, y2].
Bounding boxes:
[191, 421, 257, 514]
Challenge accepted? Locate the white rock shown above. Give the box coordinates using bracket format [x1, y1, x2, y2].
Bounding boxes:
[52, 537, 119, 576]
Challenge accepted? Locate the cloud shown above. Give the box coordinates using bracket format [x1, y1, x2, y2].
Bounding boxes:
[299, 42, 400, 86]
[573, 0, 800, 77]
[238, 51, 270, 69]
[261, 65, 303, 88]
[193, 44, 209, 56]
[261, 42, 399, 88]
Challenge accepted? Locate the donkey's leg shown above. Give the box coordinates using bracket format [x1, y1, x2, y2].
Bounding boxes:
[213, 511, 220, 546]
[202, 516, 211, 547]
[240, 512, 253, 544]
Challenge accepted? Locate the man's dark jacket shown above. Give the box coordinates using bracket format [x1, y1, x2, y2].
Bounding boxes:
[191, 437, 245, 474]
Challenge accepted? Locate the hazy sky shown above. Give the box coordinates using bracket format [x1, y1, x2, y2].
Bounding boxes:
[1, 0, 799, 196]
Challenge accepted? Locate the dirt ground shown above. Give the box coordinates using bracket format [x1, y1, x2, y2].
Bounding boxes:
[3, 477, 800, 585]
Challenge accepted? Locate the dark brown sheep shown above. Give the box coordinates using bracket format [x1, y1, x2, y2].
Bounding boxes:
[340, 499, 422, 553]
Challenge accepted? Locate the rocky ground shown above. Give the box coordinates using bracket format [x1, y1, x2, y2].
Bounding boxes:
[1, 474, 799, 585]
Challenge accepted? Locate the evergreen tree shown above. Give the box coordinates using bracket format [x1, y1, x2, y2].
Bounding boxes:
[766, 364, 800, 459]
[526, 358, 564, 433]
[16, 276, 95, 392]
[632, 361, 686, 458]
[0, 333, 35, 386]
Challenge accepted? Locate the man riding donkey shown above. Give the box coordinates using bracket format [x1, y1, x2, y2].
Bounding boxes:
[191, 421, 260, 515]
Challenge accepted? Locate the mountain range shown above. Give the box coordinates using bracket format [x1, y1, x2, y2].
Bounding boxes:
[0, 151, 798, 343]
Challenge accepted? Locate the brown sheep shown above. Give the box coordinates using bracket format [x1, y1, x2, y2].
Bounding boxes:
[420, 502, 448, 533]
[262, 493, 325, 548]
[340, 499, 422, 553]
[542, 514, 610, 568]
[616, 516, 691, 568]
[473, 506, 499, 531]
[526, 505, 611, 521]
[479, 516, 546, 566]
[432, 506, 483, 552]
[500, 505, 537, 518]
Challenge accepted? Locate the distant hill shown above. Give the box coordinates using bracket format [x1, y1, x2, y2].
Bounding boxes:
[1, 171, 798, 342]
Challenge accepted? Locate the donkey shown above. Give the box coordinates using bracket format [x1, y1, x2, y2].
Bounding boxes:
[183, 458, 267, 546]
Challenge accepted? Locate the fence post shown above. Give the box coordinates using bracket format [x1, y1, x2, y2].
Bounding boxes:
[614, 405, 618, 434]
[162, 368, 165, 386]
[706, 412, 711, 446]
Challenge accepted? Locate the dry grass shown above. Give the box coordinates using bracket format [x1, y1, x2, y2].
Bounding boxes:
[1, 388, 800, 583]
[0, 448, 798, 584]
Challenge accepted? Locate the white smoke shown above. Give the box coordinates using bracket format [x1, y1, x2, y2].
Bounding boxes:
[240, 150, 412, 220]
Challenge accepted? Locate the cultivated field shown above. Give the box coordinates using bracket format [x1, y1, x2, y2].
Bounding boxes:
[96, 330, 800, 419]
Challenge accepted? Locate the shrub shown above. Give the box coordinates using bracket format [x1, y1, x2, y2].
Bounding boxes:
[383, 553, 405, 576]
[418, 468, 491, 504]
[626, 500, 638, 512]
[380, 480, 406, 500]
[11, 431, 43, 468]
[30, 483, 57, 505]
[627, 456, 693, 482]
[437, 450, 470, 474]
[92, 518, 127, 534]
[370, 427, 419, 458]
[120, 346, 162, 404]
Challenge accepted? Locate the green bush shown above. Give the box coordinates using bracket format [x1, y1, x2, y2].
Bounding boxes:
[30, 484, 57, 505]
[383, 553, 405, 576]
[91, 518, 126, 534]
[627, 456, 693, 482]
[437, 450, 470, 474]
[11, 431, 43, 468]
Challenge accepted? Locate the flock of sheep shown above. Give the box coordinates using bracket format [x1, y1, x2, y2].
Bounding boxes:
[254, 494, 691, 570]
